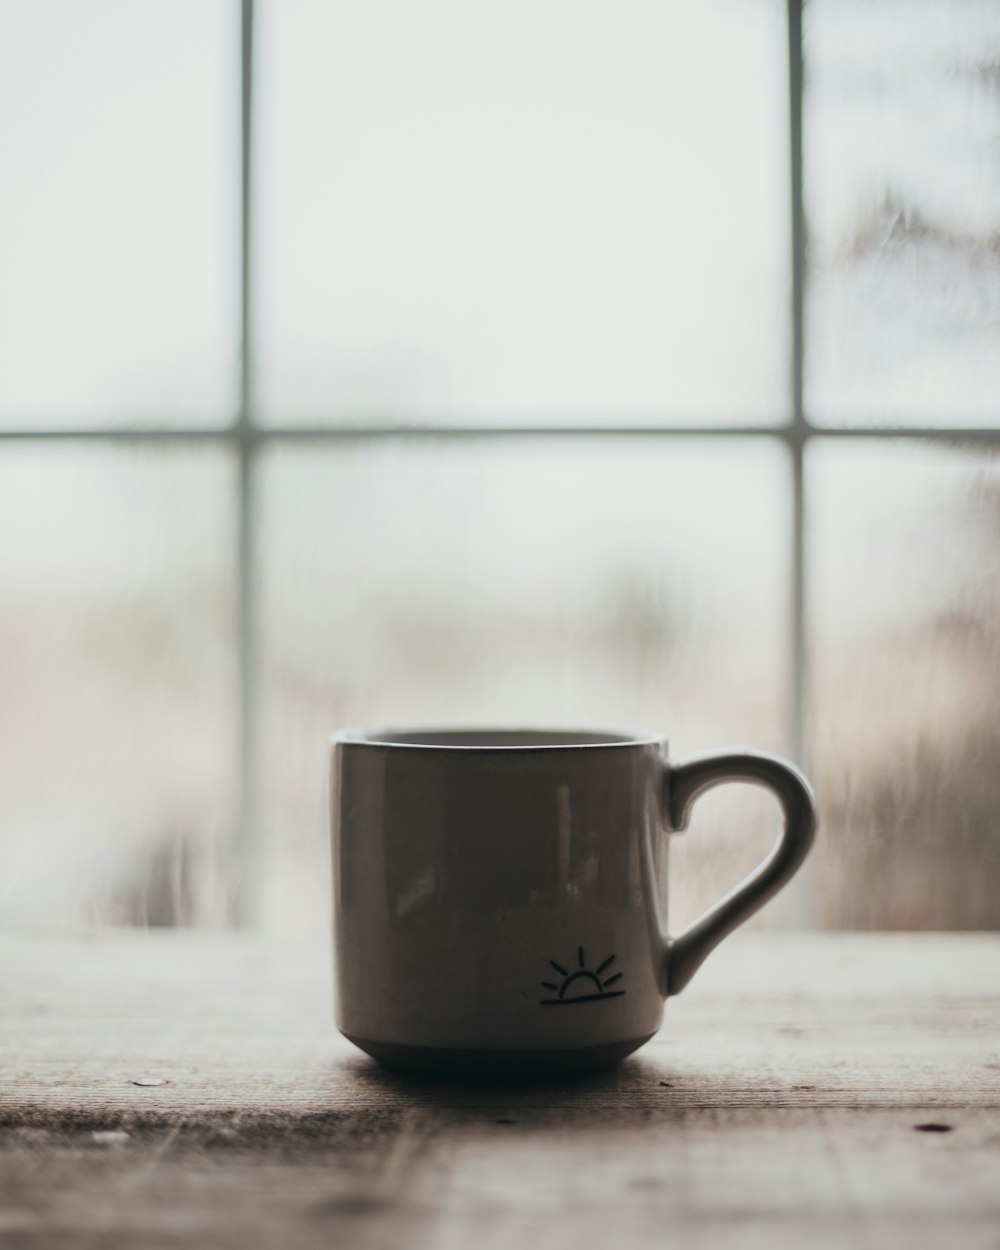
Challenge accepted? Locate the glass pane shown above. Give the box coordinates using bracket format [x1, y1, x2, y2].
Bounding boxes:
[0, 2, 239, 427]
[806, 0, 1000, 426]
[808, 441, 1000, 926]
[260, 439, 789, 931]
[254, 0, 789, 427]
[0, 447, 237, 928]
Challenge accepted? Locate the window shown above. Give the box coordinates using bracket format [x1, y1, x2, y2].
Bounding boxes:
[1, 0, 997, 932]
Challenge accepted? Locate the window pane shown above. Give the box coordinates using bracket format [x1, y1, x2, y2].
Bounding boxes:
[806, 0, 1000, 426]
[254, 0, 789, 427]
[0, 447, 237, 927]
[0, 2, 239, 427]
[260, 439, 789, 930]
[808, 441, 1000, 926]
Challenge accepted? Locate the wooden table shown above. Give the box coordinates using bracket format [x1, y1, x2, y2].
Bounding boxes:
[2, 933, 998, 1249]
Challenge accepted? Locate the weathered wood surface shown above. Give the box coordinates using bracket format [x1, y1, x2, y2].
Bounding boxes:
[2, 933, 998, 1249]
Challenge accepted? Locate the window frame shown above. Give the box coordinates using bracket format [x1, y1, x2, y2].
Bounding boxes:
[2, 0, 997, 924]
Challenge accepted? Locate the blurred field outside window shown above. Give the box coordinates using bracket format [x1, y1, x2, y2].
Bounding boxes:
[0, 0, 997, 935]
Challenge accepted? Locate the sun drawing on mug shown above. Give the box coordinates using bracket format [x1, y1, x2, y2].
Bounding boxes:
[539, 947, 625, 1006]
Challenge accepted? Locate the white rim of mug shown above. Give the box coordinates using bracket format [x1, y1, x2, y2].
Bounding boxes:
[332, 727, 667, 751]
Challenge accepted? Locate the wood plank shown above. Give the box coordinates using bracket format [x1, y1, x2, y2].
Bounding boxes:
[2, 1107, 998, 1250]
[3, 934, 997, 1118]
[1, 933, 998, 1249]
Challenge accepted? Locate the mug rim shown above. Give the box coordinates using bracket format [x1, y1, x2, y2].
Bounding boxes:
[332, 726, 666, 751]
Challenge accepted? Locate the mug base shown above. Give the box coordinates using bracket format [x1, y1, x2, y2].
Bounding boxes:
[342, 1032, 655, 1080]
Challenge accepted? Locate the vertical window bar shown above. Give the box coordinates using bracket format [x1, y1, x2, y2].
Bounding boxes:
[788, 0, 807, 767]
[236, 0, 259, 927]
[785, 0, 812, 927]
[240, 0, 254, 420]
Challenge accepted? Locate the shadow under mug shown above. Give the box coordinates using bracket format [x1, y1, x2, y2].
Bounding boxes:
[331, 728, 817, 1078]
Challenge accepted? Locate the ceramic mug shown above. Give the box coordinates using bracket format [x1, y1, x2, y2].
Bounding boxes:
[331, 728, 816, 1077]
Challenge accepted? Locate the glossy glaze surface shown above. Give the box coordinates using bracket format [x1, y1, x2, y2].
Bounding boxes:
[333, 732, 666, 1052]
[331, 728, 816, 1069]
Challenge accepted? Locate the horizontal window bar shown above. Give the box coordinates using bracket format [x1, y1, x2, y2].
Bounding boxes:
[1, 423, 999, 442]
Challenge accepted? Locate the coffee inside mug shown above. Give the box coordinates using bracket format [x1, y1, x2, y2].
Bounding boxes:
[355, 728, 657, 747]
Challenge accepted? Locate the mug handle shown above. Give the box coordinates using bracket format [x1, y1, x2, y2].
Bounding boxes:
[663, 749, 818, 995]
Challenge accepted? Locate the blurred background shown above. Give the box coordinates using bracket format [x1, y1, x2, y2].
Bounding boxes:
[1, 0, 997, 935]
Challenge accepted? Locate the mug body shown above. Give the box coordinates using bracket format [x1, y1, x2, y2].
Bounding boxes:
[332, 729, 668, 1076]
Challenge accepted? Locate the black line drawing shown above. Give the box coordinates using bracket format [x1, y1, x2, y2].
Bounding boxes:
[538, 948, 625, 1006]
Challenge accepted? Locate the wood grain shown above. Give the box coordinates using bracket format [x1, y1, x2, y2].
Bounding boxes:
[2, 933, 998, 1249]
